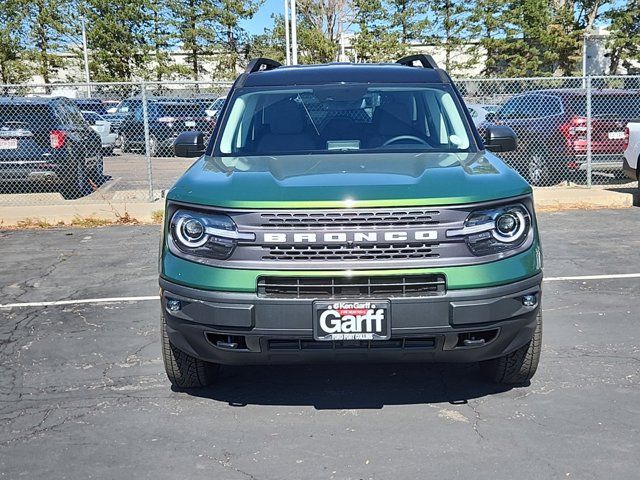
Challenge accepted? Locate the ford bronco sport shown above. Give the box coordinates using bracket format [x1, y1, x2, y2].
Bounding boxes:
[160, 56, 543, 388]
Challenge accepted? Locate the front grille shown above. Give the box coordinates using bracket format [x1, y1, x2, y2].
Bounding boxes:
[257, 274, 446, 298]
[268, 337, 437, 351]
[260, 209, 440, 229]
[263, 243, 440, 261]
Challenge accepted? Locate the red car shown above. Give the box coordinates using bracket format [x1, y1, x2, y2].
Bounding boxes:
[484, 89, 640, 185]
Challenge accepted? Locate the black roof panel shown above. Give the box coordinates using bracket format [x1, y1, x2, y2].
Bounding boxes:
[242, 63, 447, 87]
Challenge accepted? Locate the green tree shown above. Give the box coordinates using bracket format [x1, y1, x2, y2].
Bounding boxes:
[169, 0, 260, 81]
[0, 0, 30, 84]
[427, 0, 474, 74]
[607, 0, 640, 74]
[246, 14, 287, 63]
[387, 0, 429, 43]
[468, 0, 511, 76]
[85, 0, 149, 81]
[352, 0, 405, 62]
[24, 0, 70, 83]
[548, 0, 582, 76]
[143, 0, 183, 81]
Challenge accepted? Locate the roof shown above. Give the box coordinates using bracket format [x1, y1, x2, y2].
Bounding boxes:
[513, 88, 640, 97]
[0, 96, 68, 105]
[241, 63, 449, 88]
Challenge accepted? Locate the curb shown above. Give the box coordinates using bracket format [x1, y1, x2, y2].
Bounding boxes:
[532, 186, 636, 211]
[0, 202, 164, 227]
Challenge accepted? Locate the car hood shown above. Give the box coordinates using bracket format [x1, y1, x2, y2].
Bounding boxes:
[167, 151, 531, 208]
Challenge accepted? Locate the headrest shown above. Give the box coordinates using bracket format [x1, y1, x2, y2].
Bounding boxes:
[264, 99, 305, 135]
[374, 95, 414, 136]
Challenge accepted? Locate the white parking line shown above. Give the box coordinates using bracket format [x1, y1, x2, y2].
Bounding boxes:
[1, 273, 639, 309]
[544, 273, 640, 282]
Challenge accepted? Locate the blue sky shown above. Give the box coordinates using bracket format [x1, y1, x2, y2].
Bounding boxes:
[242, 0, 281, 35]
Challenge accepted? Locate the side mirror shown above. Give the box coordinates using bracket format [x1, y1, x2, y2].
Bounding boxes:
[106, 107, 117, 114]
[174, 131, 206, 157]
[484, 125, 517, 153]
[485, 111, 496, 123]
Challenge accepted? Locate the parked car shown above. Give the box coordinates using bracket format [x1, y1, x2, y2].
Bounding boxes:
[205, 96, 226, 119]
[467, 103, 498, 126]
[0, 97, 103, 199]
[104, 97, 145, 134]
[161, 56, 543, 389]
[623, 121, 640, 192]
[81, 111, 118, 154]
[485, 89, 640, 185]
[74, 98, 107, 115]
[119, 100, 214, 156]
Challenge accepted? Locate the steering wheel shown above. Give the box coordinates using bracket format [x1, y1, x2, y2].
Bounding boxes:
[382, 135, 429, 146]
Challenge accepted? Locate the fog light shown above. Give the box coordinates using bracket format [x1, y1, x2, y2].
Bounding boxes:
[522, 295, 537, 307]
[167, 299, 181, 312]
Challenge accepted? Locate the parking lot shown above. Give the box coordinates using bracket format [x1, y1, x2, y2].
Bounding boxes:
[1, 208, 639, 479]
[0, 151, 195, 206]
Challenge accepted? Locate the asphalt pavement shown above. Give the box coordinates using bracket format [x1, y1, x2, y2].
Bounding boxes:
[1, 209, 639, 479]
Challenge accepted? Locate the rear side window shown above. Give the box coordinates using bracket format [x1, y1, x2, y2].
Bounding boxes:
[536, 96, 563, 117]
[59, 101, 87, 126]
[498, 96, 530, 119]
[567, 93, 640, 119]
[0, 104, 55, 131]
[82, 111, 101, 124]
[157, 103, 205, 118]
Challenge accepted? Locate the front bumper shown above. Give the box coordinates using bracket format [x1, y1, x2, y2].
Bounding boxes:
[160, 272, 542, 365]
[570, 154, 624, 172]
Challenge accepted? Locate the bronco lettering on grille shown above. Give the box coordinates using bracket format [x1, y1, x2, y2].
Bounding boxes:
[262, 230, 438, 244]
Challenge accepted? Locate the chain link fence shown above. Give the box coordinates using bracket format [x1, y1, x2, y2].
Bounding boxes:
[0, 81, 232, 207]
[0, 76, 638, 208]
[458, 75, 640, 186]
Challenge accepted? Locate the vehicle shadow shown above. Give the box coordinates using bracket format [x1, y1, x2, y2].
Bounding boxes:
[179, 363, 519, 410]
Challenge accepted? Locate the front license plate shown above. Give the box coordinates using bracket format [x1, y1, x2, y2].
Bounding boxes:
[608, 131, 625, 140]
[184, 120, 196, 127]
[0, 138, 18, 150]
[313, 300, 391, 341]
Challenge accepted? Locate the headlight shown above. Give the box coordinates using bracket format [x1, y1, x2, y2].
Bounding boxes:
[169, 209, 254, 260]
[447, 203, 532, 256]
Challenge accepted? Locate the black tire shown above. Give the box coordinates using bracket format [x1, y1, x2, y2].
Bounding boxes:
[90, 151, 104, 184]
[161, 312, 219, 388]
[61, 159, 89, 200]
[148, 134, 159, 157]
[480, 310, 542, 385]
[527, 149, 557, 186]
[120, 135, 130, 153]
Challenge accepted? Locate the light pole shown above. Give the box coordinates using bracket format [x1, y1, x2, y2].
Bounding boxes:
[81, 17, 91, 97]
[284, 0, 291, 65]
[290, 0, 298, 64]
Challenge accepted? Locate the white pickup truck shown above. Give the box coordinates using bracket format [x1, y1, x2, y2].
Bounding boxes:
[624, 122, 640, 190]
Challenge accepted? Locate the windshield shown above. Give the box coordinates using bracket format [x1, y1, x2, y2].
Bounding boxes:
[215, 84, 473, 156]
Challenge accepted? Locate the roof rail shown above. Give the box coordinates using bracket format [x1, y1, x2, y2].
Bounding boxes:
[245, 58, 282, 74]
[396, 54, 439, 69]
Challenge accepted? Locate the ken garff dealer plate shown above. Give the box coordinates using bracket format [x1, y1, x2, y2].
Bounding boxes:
[313, 301, 391, 341]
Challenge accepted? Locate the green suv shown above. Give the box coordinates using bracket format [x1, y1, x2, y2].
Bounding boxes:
[160, 56, 543, 388]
